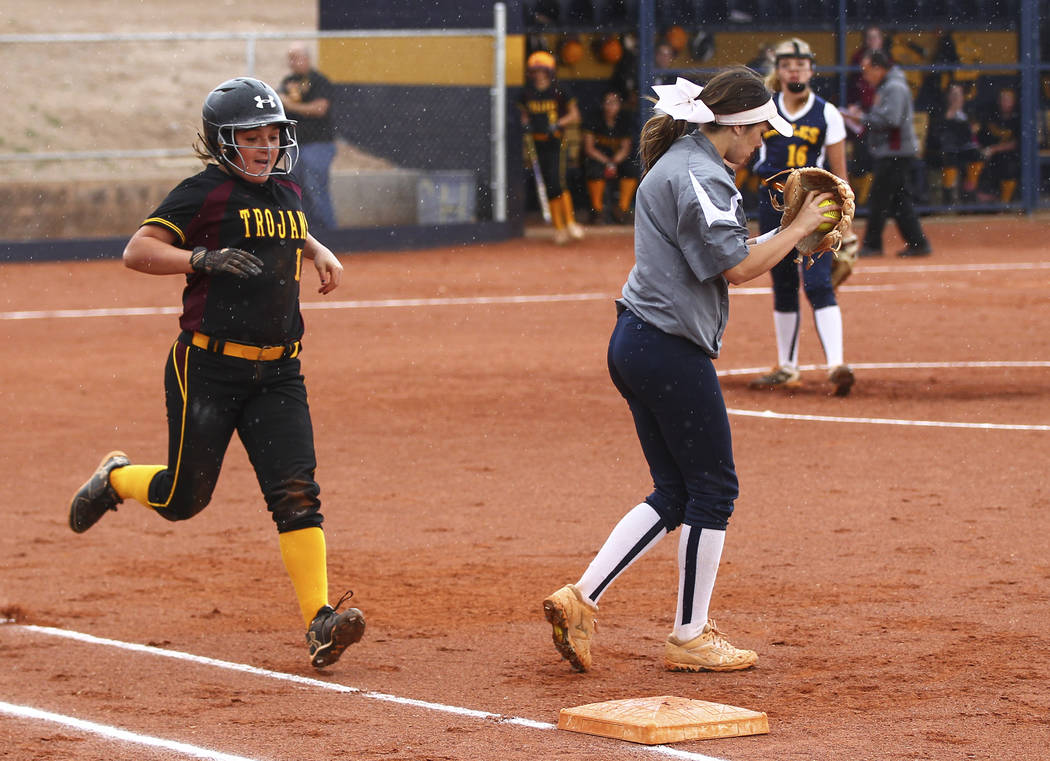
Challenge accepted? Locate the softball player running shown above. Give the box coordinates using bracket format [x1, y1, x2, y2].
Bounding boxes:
[68, 78, 363, 669]
[749, 38, 855, 396]
[543, 68, 835, 672]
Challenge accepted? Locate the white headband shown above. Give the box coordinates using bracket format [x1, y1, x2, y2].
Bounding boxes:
[652, 77, 793, 137]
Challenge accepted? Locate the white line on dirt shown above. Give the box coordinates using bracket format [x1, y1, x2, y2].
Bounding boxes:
[720, 361, 1050, 432]
[726, 407, 1050, 431]
[0, 700, 264, 761]
[0, 265, 1031, 322]
[11, 624, 732, 761]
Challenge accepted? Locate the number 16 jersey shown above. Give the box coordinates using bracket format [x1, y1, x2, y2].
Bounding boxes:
[752, 91, 847, 179]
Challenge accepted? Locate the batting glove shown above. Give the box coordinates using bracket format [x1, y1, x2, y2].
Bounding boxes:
[190, 247, 263, 279]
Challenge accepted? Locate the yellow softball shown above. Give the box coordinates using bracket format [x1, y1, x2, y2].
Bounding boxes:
[817, 198, 840, 233]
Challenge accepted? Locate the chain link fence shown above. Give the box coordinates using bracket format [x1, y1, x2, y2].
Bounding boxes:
[0, 16, 508, 243]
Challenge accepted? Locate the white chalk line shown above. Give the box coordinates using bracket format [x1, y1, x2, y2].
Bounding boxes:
[0, 262, 1033, 322]
[721, 362, 1050, 431]
[719, 361, 1050, 376]
[0, 700, 264, 761]
[7, 624, 731, 761]
[0, 293, 609, 321]
[725, 407, 1050, 431]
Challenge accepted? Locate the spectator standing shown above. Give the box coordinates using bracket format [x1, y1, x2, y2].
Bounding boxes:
[279, 42, 338, 231]
[846, 27, 893, 203]
[848, 26, 892, 111]
[582, 90, 638, 224]
[976, 87, 1021, 203]
[846, 50, 932, 258]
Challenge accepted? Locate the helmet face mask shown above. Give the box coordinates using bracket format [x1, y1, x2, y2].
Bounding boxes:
[202, 77, 299, 177]
[216, 123, 299, 178]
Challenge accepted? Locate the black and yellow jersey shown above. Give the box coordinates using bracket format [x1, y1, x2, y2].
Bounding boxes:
[142, 165, 309, 347]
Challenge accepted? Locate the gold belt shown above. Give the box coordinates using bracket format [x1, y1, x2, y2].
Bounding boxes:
[190, 331, 300, 361]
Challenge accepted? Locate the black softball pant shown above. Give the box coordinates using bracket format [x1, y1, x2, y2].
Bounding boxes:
[607, 308, 739, 532]
[145, 339, 323, 533]
[532, 136, 565, 199]
[862, 156, 928, 250]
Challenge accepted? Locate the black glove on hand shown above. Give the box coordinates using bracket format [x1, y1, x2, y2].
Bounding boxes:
[190, 247, 263, 279]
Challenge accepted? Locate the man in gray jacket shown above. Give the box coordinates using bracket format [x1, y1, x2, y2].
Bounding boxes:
[846, 50, 932, 257]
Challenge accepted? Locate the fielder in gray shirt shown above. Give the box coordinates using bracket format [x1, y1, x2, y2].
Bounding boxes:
[542, 69, 837, 677]
[620, 130, 749, 357]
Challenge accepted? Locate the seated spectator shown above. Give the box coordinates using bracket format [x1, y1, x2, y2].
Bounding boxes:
[923, 82, 983, 206]
[582, 90, 638, 224]
[976, 87, 1021, 203]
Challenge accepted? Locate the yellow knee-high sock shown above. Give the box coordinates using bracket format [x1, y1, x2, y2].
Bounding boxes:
[109, 464, 164, 507]
[853, 173, 873, 204]
[549, 192, 566, 229]
[1001, 179, 1017, 203]
[279, 527, 329, 627]
[618, 177, 638, 211]
[560, 192, 578, 225]
[586, 180, 605, 211]
[965, 162, 983, 190]
[942, 167, 959, 190]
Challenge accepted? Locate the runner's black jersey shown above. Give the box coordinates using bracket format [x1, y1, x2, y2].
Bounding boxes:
[142, 164, 309, 346]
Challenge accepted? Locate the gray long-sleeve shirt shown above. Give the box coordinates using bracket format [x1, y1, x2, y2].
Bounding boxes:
[864, 66, 920, 158]
[619, 131, 749, 357]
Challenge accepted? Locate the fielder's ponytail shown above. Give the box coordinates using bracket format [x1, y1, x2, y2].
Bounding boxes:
[638, 113, 690, 174]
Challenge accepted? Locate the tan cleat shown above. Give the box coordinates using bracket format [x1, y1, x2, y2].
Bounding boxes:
[748, 365, 801, 391]
[664, 620, 757, 672]
[542, 584, 597, 672]
[828, 364, 855, 397]
[567, 221, 586, 241]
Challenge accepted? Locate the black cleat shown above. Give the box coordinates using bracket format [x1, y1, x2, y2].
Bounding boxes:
[307, 591, 366, 669]
[897, 243, 932, 257]
[69, 451, 130, 533]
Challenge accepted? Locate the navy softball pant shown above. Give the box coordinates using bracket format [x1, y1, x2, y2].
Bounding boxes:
[607, 307, 738, 532]
[144, 339, 323, 533]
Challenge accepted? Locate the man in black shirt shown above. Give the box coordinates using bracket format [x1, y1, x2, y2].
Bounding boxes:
[280, 42, 338, 230]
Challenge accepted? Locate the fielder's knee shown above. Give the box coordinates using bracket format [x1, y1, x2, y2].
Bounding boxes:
[804, 284, 836, 310]
[152, 496, 210, 522]
[683, 499, 734, 531]
[267, 479, 323, 533]
[645, 492, 686, 532]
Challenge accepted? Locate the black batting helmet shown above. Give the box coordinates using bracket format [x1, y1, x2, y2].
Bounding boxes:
[200, 77, 299, 176]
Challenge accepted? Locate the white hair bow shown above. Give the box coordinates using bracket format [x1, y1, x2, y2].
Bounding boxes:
[651, 77, 715, 123]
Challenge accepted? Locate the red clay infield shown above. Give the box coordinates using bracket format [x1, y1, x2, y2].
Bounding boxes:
[2, 213, 1049, 761]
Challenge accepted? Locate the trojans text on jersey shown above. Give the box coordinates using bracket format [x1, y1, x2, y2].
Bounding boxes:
[237, 208, 309, 240]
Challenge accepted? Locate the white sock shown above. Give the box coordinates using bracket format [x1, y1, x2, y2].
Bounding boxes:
[672, 526, 726, 642]
[575, 503, 668, 606]
[813, 305, 844, 368]
[773, 310, 800, 369]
